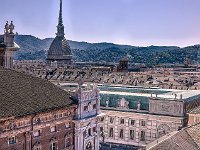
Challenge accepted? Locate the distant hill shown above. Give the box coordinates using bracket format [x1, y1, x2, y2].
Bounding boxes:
[14, 35, 200, 67]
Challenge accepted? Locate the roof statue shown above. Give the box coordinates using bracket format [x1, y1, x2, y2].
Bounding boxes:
[9, 21, 15, 34]
[4, 21, 9, 34]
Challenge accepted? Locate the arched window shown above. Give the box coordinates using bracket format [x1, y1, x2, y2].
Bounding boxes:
[130, 130, 134, 140]
[109, 117, 114, 123]
[119, 129, 124, 139]
[109, 128, 113, 137]
[34, 145, 40, 150]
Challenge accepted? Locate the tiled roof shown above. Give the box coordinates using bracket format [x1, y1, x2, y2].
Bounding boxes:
[189, 106, 200, 114]
[0, 67, 75, 119]
[186, 123, 200, 147]
[147, 123, 200, 150]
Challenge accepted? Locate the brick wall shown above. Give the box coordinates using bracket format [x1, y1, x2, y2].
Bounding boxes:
[0, 107, 76, 150]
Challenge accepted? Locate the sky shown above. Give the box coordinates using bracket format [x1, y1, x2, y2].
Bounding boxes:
[1, 0, 200, 47]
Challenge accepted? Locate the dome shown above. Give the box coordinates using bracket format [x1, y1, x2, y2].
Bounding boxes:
[47, 36, 72, 60]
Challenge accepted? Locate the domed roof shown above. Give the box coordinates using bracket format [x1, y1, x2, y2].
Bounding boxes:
[47, 36, 72, 60]
[48, 36, 71, 55]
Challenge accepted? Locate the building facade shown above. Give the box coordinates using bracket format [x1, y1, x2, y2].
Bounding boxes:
[97, 87, 200, 148]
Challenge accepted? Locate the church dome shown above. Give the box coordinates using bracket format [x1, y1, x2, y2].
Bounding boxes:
[47, 36, 72, 60]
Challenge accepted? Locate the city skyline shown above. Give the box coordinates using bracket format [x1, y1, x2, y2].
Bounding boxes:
[1, 0, 200, 47]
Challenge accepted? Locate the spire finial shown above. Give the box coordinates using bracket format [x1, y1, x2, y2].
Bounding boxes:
[59, 0, 63, 25]
[57, 0, 64, 37]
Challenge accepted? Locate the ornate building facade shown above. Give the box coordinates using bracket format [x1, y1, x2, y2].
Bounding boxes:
[72, 82, 101, 150]
[47, 0, 73, 67]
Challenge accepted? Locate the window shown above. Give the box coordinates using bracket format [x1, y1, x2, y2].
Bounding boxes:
[109, 128, 114, 137]
[8, 136, 16, 144]
[54, 114, 58, 119]
[18, 121, 26, 127]
[100, 127, 104, 137]
[33, 130, 40, 137]
[50, 142, 56, 150]
[141, 120, 146, 126]
[64, 112, 68, 117]
[140, 131, 145, 141]
[35, 118, 41, 124]
[119, 129, 124, 139]
[65, 123, 70, 128]
[50, 126, 56, 132]
[120, 118, 125, 124]
[65, 137, 71, 147]
[93, 104, 96, 109]
[83, 131, 87, 138]
[93, 127, 96, 133]
[84, 106, 88, 111]
[130, 130, 134, 140]
[110, 117, 114, 123]
[34, 145, 40, 150]
[130, 119, 135, 126]
[100, 127, 103, 132]
[45, 116, 48, 121]
[59, 113, 63, 118]
[100, 117, 104, 122]
[88, 128, 91, 136]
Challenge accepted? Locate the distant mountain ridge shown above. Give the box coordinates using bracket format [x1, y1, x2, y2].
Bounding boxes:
[14, 35, 200, 66]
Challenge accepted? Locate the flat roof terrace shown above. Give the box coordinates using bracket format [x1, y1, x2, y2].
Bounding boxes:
[59, 83, 200, 102]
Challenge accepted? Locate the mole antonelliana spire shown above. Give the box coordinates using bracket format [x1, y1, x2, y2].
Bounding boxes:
[47, 0, 73, 67]
[57, 0, 64, 37]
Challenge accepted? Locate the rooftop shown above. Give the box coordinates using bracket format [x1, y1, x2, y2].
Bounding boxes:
[60, 83, 200, 111]
[189, 106, 200, 114]
[0, 68, 75, 119]
[147, 123, 200, 150]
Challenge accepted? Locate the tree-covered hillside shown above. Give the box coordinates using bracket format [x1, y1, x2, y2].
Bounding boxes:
[14, 35, 200, 66]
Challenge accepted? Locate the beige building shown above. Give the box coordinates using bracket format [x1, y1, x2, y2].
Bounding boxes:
[100, 109, 183, 147]
[97, 87, 200, 148]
